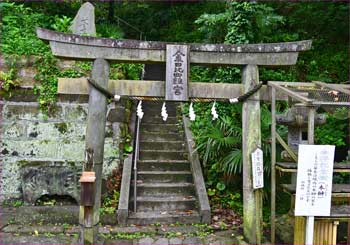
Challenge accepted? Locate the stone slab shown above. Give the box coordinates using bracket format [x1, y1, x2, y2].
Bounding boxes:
[58, 78, 289, 101]
[182, 115, 211, 224]
[37, 27, 311, 53]
[49, 41, 300, 65]
[0, 233, 74, 245]
[69, 2, 96, 36]
[166, 45, 189, 101]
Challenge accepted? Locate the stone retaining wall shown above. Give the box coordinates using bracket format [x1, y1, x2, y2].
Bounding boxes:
[0, 57, 129, 203]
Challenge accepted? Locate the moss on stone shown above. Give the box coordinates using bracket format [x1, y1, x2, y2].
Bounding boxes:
[54, 122, 68, 134]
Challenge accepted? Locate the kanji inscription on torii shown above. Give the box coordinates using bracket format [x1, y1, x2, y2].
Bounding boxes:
[166, 44, 189, 101]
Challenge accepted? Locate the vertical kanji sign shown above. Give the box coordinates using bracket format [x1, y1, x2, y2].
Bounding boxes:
[252, 148, 264, 189]
[166, 44, 189, 101]
[295, 144, 335, 216]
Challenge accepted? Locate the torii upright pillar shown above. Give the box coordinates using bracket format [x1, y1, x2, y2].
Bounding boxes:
[69, 3, 110, 243]
[242, 64, 262, 244]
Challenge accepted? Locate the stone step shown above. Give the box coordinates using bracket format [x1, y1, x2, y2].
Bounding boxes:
[137, 171, 193, 183]
[134, 196, 197, 212]
[127, 210, 201, 225]
[136, 183, 195, 196]
[142, 116, 178, 124]
[140, 123, 182, 134]
[142, 102, 178, 110]
[142, 108, 177, 117]
[139, 150, 188, 160]
[140, 132, 184, 142]
[140, 141, 186, 151]
[138, 160, 191, 171]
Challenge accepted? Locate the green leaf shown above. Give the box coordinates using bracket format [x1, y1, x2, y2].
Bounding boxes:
[124, 144, 133, 153]
[216, 182, 226, 191]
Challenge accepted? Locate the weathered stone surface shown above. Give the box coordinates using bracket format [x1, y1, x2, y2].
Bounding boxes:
[182, 236, 201, 244]
[0, 99, 122, 202]
[38, 28, 312, 53]
[0, 122, 26, 139]
[169, 237, 182, 245]
[69, 2, 96, 36]
[37, 27, 311, 65]
[137, 237, 154, 245]
[3, 103, 64, 121]
[166, 45, 189, 101]
[21, 164, 79, 204]
[85, 58, 110, 226]
[0, 158, 23, 199]
[49, 41, 300, 65]
[183, 116, 211, 224]
[58, 78, 289, 101]
[242, 64, 262, 244]
[64, 104, 88, 122]
[154, 238, 169, 245]
[0, 233, 74, 245]
[107, 106, 126, 122]
[26, 122, 85, 140]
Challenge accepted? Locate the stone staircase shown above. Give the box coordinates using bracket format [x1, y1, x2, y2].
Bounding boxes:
[127, 101, 202, 225]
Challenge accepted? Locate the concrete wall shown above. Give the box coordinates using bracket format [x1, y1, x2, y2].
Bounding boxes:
[0, 57, 129, 203]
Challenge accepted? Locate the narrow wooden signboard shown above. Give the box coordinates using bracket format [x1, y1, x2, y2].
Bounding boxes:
[252, 148, 264, 189]
[166, 44, 189, 101]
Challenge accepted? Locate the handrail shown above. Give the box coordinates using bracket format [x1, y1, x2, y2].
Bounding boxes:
[133, 115, 141, 212]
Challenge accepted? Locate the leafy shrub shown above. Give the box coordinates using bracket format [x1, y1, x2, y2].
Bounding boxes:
[1, 2, 51, 55]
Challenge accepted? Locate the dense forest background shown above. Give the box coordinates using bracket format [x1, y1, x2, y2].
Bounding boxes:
[1, 0, 349, 221]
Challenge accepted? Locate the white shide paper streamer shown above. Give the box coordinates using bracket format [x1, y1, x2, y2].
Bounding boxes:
[161, 102, 168, 121]
[211, 101, 218, 120]
[137, 100, 144, 119]
[189, 102, 196, 121]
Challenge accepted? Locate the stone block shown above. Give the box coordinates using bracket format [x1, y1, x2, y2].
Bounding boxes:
[0, 158, 22, 198]
[17, 67, 38, 87]
[169, 237, 182, 245]
[0, 122, 26, 139]
[137, 237, 154, 245]
[57, 140, 85, 160]
[154, 238, 169, 245]
[26, 121, 86, 140]
[21, 163, 79, 204]
[1, 139, 61, 158]
[3, 103, 64, 121]
[107, 106, 126, 123]
[64, 104, 88, 122]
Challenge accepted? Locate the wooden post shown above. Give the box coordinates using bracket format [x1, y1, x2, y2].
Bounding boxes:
[305, 107, 315, 244]
[84, 58, 110, 242]
[242, 64, 262, 244]
[79, 171, 96, 245]
[271, 87, 276, 244]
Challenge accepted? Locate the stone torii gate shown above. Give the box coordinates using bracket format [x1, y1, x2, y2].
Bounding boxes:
[36, 3, 311, 244]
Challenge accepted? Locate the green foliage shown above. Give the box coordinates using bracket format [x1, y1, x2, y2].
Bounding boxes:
[97, 23, 123, 39]
[1, 2, 50, 55]
[0, 68, 20, 97]
[100, 190, 119, 214]
[315, 114, 347, 147]
[33, 53, 59, 113]
[2, 199, 23, 207]
[51, 15, 72, 33]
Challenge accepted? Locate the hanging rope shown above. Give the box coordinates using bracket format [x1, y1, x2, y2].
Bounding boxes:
[87, 77, 263, 103]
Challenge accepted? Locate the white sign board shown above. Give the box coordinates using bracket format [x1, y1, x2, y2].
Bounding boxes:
[295, 145, 335, 216]
[252, 148, 264, 189]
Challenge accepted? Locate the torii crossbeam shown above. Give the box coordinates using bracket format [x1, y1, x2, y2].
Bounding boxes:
[36, 3, 311, 244]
